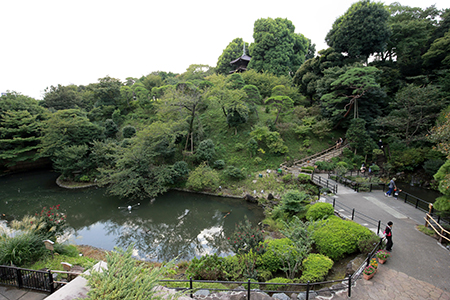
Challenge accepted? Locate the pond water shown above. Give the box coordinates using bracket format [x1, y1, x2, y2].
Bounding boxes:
[0, 170, 265, 262]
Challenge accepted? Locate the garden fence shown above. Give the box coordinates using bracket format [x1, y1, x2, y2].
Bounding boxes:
[0, 265, 55, 293]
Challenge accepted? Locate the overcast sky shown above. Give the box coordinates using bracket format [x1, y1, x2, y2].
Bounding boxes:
[1, 0, 448, 100]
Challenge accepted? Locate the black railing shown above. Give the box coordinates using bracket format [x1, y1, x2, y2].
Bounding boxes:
[0, 265, 54, 293]
[312, 173, 338, 194]
[331, 198, 384, 235]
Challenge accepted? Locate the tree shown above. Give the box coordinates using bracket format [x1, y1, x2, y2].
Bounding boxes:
[227, 73, 245, 90]
[40, 109, 104, 158]
[90, 76, 122, 107]
[423, 29, 450, 69]
[241, 69, 292, 98]
[158, 84, 206, 152]
[375, 84, 445, 145]
[0, 110, 42, 166]
[345, 118, 375, 155]
[326, 0, 391, 60]
[97, 122, 181, 199]
[248, 18, 309, 76]
[0, 92, 47, 167]
[383, 3, 441, 76]
[53, 144, 93, 179]
[186, 162, 219, 191]
[195, 139, 215, 163]
[321, 66, 381, 121]
[265, 96, 294, 124]
[293, 48, 351, 104]
[226, 103, 249, 133]
[42, 84, 83, 110]
[216, 38, 248, 75]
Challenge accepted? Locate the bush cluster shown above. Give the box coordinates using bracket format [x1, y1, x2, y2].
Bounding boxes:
[186, 254, 226, 280]
[306, 203, 334, 221]
[300, 253, 333, 283]
[257, 238, 296, 272]
[311, 216, 373, 260]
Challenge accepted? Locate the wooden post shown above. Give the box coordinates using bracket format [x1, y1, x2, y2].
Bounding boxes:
[44, 240, 54, 258]
[425, 204, 433, 228]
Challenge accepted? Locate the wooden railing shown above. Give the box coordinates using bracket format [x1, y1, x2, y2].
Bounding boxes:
[280, 142, 349, 169]
[424, 213, 450, 243]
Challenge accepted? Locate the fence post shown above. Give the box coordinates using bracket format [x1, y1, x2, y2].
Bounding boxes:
[306, 281, 310, 300]
[48, 270, 55, 293]
[190, 277, 193, 298]
[404, 194, 408, 203]
[247, 279, 251, 300]
[333, 198, 335, 208]
[415, 199, 419, 209]
[370, 184, 373, 192]
[377, 220, 381, 236]
[351, 209, 355, 221]
[16, 268, 23, 289]
[348, 274, 352, 298]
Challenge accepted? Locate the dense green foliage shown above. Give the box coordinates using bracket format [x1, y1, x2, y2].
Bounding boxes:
[85, 246, 180, 300]
[312, 216, 373, 261]
[305, 203, 334, 221]
[257, 238, 295, 272]
[300, 253, 334, 283]
[0, 232, 47, 266]
[186, 254, 226, 280]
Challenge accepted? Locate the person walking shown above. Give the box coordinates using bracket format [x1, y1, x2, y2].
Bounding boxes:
[385, 177, 397, 197]
[384, 221, 393, 251]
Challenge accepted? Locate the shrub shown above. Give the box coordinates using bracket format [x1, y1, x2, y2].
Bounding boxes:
[278, 190, 311, 217]
[195, 139, 215, 163]
[357, 235, 382, 255]
[228, 217, 265, 255]
[0, 232, 47, 266]
[306, 203, 334, 221]
[282, 174, 293, 183]
[54, 244, 79, 257]
[186, 254, 226, 280]
[213, 160, 225, 170]
[186, 163, 219, 191]
[224, 166, 245, 180]
[297, 173, 311, 184]
[235, 143, 245, 151]
[311, 216, 373, 261]
[171, 161, 190, 182]
[257, 269, 273, 282]
[122, 125, 137, 138]
[315, 161, 334, 171]
[84, 246, 179, 300]
[264, 277, 293, 291]
[300, 254, 333, 283]
[222, 255, 244, 281]
[257, 238, 296, 273]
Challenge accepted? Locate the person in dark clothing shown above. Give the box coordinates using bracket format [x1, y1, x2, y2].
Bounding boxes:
[384, 221, 393, 251]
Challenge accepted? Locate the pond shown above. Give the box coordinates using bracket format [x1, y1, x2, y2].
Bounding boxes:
[0, 170, 265, 262]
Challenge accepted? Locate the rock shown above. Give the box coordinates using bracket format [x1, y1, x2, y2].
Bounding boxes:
[195, 289, 211, 296]
[297, 291, 316, 300]
[316, 287, 332, 298]
[345, 262, 354, 277]
[290, 293, 298, 300]
[272, 293, 290, 300]
[267, 193, 274, 200]
[244, 194, 257, 203]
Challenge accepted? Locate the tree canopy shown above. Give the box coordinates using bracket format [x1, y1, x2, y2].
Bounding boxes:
[326, 0, 391, 60]
[248, 18, 309, 76]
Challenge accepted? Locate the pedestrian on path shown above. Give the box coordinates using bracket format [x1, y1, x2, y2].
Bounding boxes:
[385, 177, 397, 197]
[384, 221, 393, 251]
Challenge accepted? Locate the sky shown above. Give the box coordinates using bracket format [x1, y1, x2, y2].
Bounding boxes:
[1, 0, 448, 100]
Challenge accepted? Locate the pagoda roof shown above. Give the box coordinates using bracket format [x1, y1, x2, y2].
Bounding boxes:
[230, 54, 251, 65]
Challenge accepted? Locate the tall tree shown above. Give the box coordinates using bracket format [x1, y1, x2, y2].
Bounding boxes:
[216, 38, 249, 75]
[90, 76, 122, 107]
[42, 84, 83, 110]
[265, 96, 294, 124]
[321, 66, 381, 120]
[248, 18, 309, 76]
[383, 3, 440, 76]
[325, 0, 391, 60]
[0, 92, 47, 167]
[375, 84, 446, 145]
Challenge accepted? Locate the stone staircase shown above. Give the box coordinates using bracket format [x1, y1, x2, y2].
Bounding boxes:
[280, 143, 349, 177]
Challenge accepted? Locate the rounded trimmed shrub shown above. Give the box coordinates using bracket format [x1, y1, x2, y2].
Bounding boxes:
[300, 253, 333, 283]
[306, 203, 334, 221]
[264, 277, 293, 291]
[257, 238, 296, 272]
[311, 216, 373, 261]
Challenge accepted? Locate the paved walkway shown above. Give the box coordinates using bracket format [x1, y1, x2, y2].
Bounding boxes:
[319, 175, 450, 299]
[0, 286, 47, 300]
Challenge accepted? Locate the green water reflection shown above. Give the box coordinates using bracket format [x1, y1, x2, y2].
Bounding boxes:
[0, 170, 265, 261]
